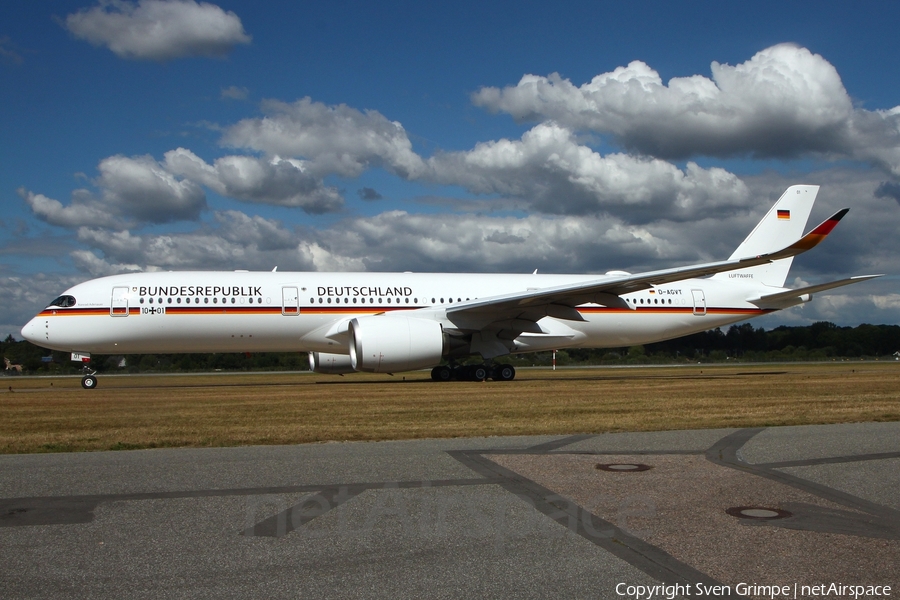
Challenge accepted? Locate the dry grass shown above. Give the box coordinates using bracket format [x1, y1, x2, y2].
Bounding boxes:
[1, 363, 898, 454]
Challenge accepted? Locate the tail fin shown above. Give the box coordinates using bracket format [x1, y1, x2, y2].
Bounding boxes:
[712, 185, 819, 287]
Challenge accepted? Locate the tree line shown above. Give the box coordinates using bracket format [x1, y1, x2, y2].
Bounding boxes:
[3, 321, 900, 375]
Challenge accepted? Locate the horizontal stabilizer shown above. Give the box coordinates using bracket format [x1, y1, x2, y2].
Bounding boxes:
[749, 275, 883, 309]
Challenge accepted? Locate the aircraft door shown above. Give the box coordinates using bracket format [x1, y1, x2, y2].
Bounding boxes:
[282, 286, 300, 316]
[111, 286, 130, 317]
[691, 289, 707, 316]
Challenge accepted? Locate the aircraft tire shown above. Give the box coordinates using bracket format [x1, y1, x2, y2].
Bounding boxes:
[431, 366, 452, 382]
[81, 375, 98, 389]
[472, 365, 488, 381]
[493, 364, 516, 381]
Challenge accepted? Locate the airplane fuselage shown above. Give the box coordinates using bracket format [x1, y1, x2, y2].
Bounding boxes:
[22, 270, 772, 356]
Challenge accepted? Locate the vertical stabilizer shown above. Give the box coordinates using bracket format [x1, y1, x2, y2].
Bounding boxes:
[712, 185, 819, 287]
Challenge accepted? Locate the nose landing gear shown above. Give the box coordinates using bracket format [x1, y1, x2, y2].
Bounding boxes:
[81, 365, 98, 389]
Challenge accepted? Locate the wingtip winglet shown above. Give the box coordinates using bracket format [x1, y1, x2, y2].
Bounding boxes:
[809, 208, 849, 236]
[771, 208, 849, 257]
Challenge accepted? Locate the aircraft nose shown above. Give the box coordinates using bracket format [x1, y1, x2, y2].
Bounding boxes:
[21, 318, 40, 344]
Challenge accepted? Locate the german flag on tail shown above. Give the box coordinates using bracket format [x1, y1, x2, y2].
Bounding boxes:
[777, 209, 790, 220]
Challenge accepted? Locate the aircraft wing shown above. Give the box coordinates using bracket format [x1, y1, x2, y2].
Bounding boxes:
[439, 209, 850, 335]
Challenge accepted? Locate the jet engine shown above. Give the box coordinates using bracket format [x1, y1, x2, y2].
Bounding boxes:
[349, 316, 444, 373]
[308, 352, 356, 374]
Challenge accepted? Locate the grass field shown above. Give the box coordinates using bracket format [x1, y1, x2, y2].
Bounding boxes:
[1, 362, 898, 454]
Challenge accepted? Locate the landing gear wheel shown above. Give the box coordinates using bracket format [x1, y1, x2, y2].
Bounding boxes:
[431, 365, 452, 382]
[472, 365, 489, 381]
[492, 364, 516, 381]
[81, 374, 98, 389]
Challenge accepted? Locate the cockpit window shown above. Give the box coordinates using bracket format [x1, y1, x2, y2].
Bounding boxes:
[49, 295, 76, 308]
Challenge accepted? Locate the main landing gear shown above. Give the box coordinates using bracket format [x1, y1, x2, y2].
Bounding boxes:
[430, 363, 516, 382]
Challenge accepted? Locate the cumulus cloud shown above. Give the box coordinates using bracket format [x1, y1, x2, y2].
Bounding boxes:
[71, 210, 314, 275]
[56, 206, 691, 278]
[21, 154, 206, 229]
[96, 154, 207, 222]
[70, 249, 145, 277]
[65, 0, 251, 61]
[425, 123, 749, 221]
[473, 44, 900, 174]
[18, 187, 126, 229]
[271, 210, 682, 275]
[217, 99, 749, 221]
[213, 210, 300, 251]
[222, 97, 426, 178]
[164, 148, 343, 213]
[872, 293, 900, 311]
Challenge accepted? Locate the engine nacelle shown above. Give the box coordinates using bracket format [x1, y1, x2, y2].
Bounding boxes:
[308, 352, 357, 374]
[349, 316, 444, 373]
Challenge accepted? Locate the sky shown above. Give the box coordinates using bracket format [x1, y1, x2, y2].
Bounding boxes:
[2, 0, 900, 339]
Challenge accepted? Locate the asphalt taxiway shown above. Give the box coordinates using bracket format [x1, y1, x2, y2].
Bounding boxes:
[1, 422, 898, 599]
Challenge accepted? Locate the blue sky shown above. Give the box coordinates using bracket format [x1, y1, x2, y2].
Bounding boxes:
[3, 0, 900, 337]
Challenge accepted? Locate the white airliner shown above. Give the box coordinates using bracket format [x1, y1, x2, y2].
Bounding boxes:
[21, 185, 880, 388]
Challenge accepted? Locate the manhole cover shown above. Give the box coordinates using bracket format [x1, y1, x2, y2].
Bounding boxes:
[595, 463, 653, 472]
[726, 506, 792, 520]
